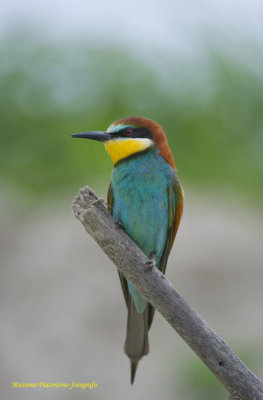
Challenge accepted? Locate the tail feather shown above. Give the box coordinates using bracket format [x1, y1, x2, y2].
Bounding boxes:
[130, 360, 138, 384]
[124, 299, 150, 384]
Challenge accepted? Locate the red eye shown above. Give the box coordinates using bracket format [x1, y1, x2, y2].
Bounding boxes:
[125, 129, 132, 135]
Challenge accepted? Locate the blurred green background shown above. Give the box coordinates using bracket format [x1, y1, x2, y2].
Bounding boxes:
[1, 2, 263, 400]
[1, 29, 263, 205]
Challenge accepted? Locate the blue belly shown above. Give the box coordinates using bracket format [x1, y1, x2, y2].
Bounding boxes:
[111, 147, 175, 313]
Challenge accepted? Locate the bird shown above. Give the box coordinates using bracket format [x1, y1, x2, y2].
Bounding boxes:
[72, 116, 184, 384]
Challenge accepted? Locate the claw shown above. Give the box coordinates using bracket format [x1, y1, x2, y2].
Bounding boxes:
[115, 220, 124, 229]
[144, 254, 156, 272]
[144, 261, 154, 272]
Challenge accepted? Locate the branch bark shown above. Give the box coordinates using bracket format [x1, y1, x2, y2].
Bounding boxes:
[72, 186, 263, 400]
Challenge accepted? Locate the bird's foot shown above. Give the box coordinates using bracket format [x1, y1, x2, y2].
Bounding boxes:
[144, 254, 156, 272]
[115, 220, 124, 229]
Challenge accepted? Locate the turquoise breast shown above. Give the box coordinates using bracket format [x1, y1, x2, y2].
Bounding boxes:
[111, 146, 175, 313]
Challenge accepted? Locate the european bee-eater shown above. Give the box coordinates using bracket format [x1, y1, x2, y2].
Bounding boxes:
[72, 116, 183, 383]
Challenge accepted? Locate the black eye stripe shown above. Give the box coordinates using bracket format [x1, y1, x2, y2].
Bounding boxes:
[116, 128, 153, 139]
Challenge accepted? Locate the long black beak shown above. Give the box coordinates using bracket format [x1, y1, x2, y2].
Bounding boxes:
[71, 131, 111, 142]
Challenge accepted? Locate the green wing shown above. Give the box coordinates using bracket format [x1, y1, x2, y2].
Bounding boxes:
[107, 175, 183, 328]
[159, 173, 183, 275]
[148, 173, 183, 327]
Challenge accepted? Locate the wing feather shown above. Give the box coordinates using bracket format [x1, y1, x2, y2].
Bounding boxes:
[107, 175, 183, 327]
[148, 173, 183, 327]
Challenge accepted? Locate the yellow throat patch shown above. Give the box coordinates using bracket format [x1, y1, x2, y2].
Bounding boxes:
[105, 138, 153, 165]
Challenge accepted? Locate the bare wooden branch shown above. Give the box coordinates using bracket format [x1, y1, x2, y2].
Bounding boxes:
[72, 186, 263, 400]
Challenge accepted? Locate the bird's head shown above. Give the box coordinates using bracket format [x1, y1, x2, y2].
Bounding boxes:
[72, 116, 175, 168]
